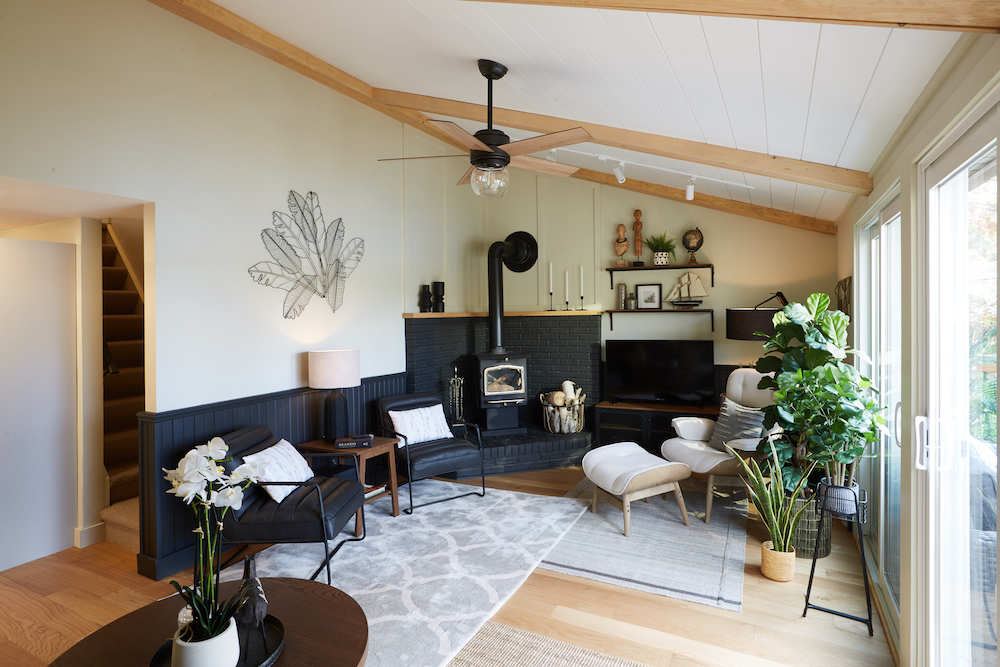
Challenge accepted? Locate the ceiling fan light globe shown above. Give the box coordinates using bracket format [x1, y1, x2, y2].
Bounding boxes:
[471, 166, 510, 198]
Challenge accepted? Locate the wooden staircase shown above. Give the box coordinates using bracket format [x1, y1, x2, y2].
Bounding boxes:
[99, 226, 144, 551]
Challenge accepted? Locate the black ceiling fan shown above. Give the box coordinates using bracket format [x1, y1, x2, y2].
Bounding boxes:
[380, 59, 593, 197]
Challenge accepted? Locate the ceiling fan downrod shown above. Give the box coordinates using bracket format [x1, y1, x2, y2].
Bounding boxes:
[478, 59, 507, 131]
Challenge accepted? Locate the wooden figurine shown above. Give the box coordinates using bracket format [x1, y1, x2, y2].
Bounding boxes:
[613, 223, 629, 267]
[632, 210, 644, 266]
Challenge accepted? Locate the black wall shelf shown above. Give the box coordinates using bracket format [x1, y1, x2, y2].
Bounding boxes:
[603, 308, 714, 331]
[605, 263, 714, 289]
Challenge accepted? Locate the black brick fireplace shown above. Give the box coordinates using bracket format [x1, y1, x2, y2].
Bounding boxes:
[404, 313, 600, 476]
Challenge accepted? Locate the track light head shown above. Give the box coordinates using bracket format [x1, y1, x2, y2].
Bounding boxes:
[546, 149, 557, 162]
[685, 178, 696, 201]
[613, 162, 626, 184]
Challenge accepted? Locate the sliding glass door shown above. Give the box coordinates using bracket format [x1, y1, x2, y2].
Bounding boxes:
[920, 102, 997, 667]
[857, 194, 903, 642]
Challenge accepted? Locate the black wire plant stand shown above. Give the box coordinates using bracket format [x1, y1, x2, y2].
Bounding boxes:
[803, 479, 874, 636]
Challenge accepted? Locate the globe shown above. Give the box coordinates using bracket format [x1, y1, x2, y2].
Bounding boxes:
[682, 228, 704, 252]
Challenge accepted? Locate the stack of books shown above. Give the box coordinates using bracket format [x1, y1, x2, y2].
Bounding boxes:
[363, 484, 386, 499]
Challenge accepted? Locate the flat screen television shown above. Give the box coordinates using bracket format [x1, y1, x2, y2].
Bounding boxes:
[604, 339, 715, 407]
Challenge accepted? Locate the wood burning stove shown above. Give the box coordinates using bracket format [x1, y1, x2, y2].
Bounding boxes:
[473, 231, 537, 436]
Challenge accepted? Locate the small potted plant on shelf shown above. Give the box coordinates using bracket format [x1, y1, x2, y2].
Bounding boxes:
[755, 293, 886, 524]
[729, 439, 815, 582]
[644, 233, 677, 266]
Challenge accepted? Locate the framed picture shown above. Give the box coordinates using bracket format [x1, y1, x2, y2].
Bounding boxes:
[636, 283, 662, 309]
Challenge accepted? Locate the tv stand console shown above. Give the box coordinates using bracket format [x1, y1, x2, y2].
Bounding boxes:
[595, 400, 720, 454]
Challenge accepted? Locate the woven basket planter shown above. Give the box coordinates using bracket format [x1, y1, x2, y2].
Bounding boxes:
[542, 403, 584, 434]
[760, 541, 796, 582]
[791, 495, 832, 558]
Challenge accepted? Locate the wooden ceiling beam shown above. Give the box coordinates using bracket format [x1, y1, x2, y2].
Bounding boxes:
[456, 0, 1000, 33]
[571, 168, 837, 235]
[372, 89, 873, 196]
[147, 0, 839, 233]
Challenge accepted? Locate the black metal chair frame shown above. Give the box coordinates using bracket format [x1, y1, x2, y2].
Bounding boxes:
[380, 414, 486, 515]
[803, 482, 874, 636]
[221, 451, 366, 585]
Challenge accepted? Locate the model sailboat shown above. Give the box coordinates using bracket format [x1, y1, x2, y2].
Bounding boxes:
[667, 272, 708, 309]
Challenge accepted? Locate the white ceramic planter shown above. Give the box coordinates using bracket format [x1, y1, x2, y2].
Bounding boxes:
[172, 617, 239, 667]
[652, 251, 670, 266]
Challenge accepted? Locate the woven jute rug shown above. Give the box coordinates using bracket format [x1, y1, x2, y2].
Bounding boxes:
[448, 621, 648, 667]
[540, 477, 747, 611]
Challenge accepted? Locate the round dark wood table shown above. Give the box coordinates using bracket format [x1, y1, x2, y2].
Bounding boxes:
[50, 577, 368, 667]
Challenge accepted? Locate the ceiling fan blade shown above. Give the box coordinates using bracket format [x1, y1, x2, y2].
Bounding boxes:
[457, 165, 476, 186]
[427, 120, 491, 152]
[509, 155, 580, 178]
[377, 155, 467, 162]
[503, 127, 593, 158]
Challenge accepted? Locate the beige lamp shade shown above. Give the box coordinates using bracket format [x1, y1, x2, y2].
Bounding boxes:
[308, 349, 361, 389]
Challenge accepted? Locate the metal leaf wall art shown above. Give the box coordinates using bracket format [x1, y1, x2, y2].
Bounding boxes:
[249, 190, 365, 319]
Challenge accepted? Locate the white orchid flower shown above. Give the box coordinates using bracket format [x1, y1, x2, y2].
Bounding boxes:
[213, 486, 244, 510]
[196, 437, 228, 461]
[229, 460, 266, 484]
[169, 478, 208, 504]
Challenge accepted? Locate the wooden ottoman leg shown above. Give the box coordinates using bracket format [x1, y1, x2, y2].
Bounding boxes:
[673, 484, 691, 526]
[622, 495, 631, 537]
[591, 483, 599, 513]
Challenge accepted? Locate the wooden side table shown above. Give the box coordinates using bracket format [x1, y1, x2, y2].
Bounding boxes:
[301, 436, 400, 536]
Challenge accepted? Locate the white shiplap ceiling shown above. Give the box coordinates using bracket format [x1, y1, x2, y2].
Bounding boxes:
[202, 0, 962, 228]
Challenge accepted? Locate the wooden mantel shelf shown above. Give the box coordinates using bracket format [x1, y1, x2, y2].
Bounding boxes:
[403, 310, 600, 319]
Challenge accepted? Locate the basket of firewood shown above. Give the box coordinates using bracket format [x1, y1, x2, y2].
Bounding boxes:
[540, 380, 586, 434]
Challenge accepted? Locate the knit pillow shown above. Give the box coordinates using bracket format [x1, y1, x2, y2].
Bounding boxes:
[707, 397, 766, 452]
[243, 439, 314, 503]
[388, 404, 453, 446]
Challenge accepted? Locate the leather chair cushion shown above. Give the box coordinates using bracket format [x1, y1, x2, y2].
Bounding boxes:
[397, 437, 483, 481]
[661, 437, 744, 476]
[583, 442, 690, 496]
[672, 416, 716, 441]
[223, 474, 363, 543]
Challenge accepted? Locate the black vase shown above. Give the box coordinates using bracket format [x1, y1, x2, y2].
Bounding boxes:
[431, 281, 445, 312]
[418, 285, 432, 312]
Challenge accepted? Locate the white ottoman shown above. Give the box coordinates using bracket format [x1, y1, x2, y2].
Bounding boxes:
[582, 442, 691, 536]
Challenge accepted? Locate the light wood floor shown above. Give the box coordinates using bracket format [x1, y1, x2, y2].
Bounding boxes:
[1, 467, 895, 667]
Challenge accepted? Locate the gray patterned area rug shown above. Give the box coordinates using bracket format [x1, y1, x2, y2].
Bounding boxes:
[448, 621, 648, 667]
[222, 480, 587, 667]
[540, 477, 747, 611]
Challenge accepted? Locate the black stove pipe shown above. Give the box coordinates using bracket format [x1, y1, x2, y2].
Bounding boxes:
[486, 231, 538, 354]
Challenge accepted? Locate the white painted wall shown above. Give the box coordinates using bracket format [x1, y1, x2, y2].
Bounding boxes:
[0, 238, 77, 570]
[0, 218, 106, 548]
[0, 0, 406, 413]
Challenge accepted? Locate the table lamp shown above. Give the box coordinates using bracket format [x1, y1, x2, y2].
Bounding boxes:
[308, 349, 361, 442]
[726, 292, 789, 341]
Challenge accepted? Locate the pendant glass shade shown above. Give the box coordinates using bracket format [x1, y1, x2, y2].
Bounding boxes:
[471, 166, 510, 198]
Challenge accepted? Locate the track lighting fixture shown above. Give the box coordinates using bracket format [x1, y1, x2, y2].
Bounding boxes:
[546, 149, 558, 162]
[613, 161, 626, 184]
[685, 178, 696, 201]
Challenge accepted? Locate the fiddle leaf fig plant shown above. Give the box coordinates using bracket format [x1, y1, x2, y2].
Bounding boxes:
[755, 293, 887, 492]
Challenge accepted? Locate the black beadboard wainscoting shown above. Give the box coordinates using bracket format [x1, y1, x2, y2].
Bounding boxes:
[137, 372, 406, 580]
[405, 314, 601, 476]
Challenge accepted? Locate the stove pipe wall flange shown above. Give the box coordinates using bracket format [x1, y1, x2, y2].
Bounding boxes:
[487, 231, 538, 354]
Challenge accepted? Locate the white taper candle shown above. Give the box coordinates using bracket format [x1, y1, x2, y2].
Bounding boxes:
[565, 271, 569, 302]
[549, 262, 553, 293]
[580, 265, 584, 299]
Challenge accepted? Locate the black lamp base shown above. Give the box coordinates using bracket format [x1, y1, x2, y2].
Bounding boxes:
[323, 389, 350, 442]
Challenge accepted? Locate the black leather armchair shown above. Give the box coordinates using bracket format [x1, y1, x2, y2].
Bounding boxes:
[377, 393, 485, 514]
[217, 425, 365, 584]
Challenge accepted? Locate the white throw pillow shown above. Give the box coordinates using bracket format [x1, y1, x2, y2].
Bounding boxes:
[243, 439, 314, 503]
[388, 404, 453, 446]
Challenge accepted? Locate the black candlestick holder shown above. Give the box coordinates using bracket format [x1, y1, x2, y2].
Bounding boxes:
[547, 291, 554, 311]
[564, 299, 570, 311]
[578, 295, 585, 310]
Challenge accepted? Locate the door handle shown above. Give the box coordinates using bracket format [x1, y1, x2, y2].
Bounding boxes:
[914, 415, 929, 470]
[893, 402, 902, 448]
